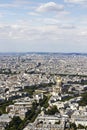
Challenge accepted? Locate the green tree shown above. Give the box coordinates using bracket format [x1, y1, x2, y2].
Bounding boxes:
[45, 106, 59, 115]
[6, 116, 22, 130]
[70, 123, 77, 130]
[78, 124, 85, 129]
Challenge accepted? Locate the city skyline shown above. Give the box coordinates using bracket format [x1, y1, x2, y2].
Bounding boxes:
[0, 0, 87, 52]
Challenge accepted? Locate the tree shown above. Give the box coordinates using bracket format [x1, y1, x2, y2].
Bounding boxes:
[6, 116, 22, 130]
[45, 106, 59, 115]
[78, 124, 85, 129]
[70, 123, 77, 130]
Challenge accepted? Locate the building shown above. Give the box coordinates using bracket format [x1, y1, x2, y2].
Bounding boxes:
[0, 114, 11, 130]
[52, 77, 62, 96]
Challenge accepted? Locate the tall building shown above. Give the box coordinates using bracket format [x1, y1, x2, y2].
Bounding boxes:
[52, 76, 62, 96]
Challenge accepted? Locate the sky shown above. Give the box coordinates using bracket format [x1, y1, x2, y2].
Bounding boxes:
[0, 0, 87, 52]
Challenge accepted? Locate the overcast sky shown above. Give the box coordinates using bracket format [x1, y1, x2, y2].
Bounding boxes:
[0, 0, 87, 52]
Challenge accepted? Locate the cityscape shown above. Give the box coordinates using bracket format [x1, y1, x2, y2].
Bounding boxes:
[0, 0, 87, 129]
[0, 53, 87, 130]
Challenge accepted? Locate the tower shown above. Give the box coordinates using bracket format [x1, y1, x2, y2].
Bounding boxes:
[52, 76, 62, 96]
